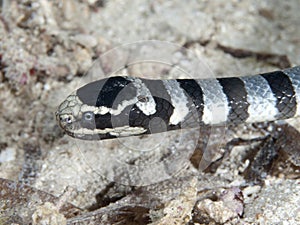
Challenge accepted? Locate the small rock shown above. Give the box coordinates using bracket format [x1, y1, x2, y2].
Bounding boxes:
[32, 202, 67, 225]
[71, 34, 98, 49]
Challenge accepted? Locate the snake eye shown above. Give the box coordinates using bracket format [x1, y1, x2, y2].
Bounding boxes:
[83, 112, 94, 121]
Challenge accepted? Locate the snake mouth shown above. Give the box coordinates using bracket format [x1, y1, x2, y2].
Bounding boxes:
[55, 112, 114, 140]
[62, 128, 120, 141]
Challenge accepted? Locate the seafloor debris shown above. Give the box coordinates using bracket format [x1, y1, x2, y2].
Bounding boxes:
[0, 178, 81, 224]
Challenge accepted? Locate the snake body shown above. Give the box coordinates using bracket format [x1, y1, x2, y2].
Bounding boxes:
[56, 66, 300, 140]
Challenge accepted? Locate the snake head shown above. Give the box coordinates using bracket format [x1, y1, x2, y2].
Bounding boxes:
[56, 93, 107, 140]
[55, 93, 85, 138]
[55, 77, 151, 140]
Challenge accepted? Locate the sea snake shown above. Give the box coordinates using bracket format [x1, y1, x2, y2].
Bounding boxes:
[56, 66, 300, 140]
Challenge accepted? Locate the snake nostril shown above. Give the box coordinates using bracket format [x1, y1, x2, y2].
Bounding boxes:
[65, 116, 72, 124]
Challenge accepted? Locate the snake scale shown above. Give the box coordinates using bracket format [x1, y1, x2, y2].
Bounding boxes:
[56, 66, 300, 140]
